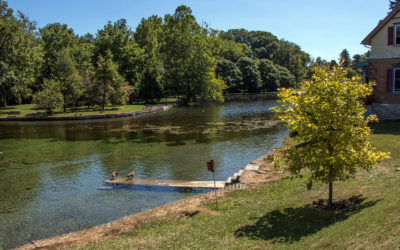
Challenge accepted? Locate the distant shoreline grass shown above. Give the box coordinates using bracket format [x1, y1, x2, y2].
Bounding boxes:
[0, 94, 278, 120]
[0, 98, 182, 119]
[0, 104, 146, 119]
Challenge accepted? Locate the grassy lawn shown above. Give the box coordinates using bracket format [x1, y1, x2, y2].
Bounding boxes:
[80, 120, 400, 249]
[0, 104, 149, 118]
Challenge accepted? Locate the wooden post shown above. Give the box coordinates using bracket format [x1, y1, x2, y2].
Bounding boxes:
[207, 160, 218, 209]
[213, 168, 218, 210]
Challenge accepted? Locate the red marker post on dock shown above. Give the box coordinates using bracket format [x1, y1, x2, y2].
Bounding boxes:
[207, 160, 218, 209]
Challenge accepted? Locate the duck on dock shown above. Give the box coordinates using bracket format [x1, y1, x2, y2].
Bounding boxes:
[127, 171, 135, 179]
[111, 171, 118, 179]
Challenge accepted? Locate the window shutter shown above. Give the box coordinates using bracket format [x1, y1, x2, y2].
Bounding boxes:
[387, 69, 393, 93]
[388, 26, 394, 45]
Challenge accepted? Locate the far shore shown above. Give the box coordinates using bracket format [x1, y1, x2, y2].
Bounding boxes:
[0, 93, 277, 122]
[0, 103, 180, 122]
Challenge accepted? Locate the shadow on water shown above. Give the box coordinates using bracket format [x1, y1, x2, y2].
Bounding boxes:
[234, 198, 381, 243]
[98, 184, 209, 194]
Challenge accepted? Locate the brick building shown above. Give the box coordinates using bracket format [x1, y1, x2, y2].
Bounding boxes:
[361, 5, 400, 120]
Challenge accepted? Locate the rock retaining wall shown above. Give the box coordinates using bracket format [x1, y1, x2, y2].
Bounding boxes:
[225, 162, 261, 186]
[223, 93, 277, 102]
[365, 103, 400, 120]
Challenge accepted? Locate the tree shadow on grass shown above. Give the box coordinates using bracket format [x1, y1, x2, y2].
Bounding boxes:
[234, 198, 381, 243]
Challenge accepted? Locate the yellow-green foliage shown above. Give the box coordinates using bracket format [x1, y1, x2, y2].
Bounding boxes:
[273, 65, 389, 184]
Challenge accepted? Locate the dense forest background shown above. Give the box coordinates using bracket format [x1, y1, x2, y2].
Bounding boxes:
[0, 0, 367, 110]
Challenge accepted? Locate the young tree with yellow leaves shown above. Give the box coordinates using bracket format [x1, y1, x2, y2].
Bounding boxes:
[273, 65, 389, 206]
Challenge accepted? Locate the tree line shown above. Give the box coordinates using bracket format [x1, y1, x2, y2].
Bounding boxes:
[1, 1, 313, 112]
[308, 48, 369, 79]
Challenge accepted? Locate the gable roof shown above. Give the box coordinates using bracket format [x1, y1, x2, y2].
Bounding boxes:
[362, 4, 400, 45]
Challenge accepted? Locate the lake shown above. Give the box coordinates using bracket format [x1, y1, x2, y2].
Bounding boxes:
[0, 100, 287, 249]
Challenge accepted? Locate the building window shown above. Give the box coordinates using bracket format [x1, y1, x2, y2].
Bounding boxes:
[396, 26, 400, 45]
[396, 26, 400, 44]
[393, 68, 400, 93]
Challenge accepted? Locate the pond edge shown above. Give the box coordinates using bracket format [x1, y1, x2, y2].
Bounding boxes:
[0, 103, 181, 122]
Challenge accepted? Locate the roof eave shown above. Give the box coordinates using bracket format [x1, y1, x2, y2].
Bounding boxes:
[361, 38, 371, 46]
[361, 5, 400, 45]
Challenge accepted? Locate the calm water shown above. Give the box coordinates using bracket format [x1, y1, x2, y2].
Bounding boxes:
[0, 100, 287, 249]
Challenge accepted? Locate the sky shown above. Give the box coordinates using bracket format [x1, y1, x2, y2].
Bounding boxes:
[7, 0, 389, 61]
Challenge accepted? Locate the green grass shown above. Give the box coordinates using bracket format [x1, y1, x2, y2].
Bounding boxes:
[0, 98, 182, 119]
[79, 120, 400, 250]
[0, 104, 147, 118]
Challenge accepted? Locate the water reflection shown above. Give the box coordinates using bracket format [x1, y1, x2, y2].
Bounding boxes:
[0, 100, 287, 249]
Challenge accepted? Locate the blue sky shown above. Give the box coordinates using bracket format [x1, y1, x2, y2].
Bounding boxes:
[8, 0, 389, 61]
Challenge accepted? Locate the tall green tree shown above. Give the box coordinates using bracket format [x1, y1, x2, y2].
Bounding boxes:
[94, 19, 144, 87]
[274, 40, 310, 82]
[40, 23, 78, 80]
[210, 33, 250, 62]
[276, 64, 296, 88]
[329, 59, 338, 68]
[219, 28, 251, 47]
[162, 5, 225, 104]
[52, 48, 83, 112]
[0, 1, 43, 107]
[250, 31, 280, 60]
[258, 59, 295, 91]
[339, 49, 351, 67]
[273, 65, 389, 206]
[389, 0, 400, 11]
[236, 57, 261, 93]
[95, 50, 127, 111]
[220, 29, 310, 82]
[257, 59, 281, 92]
[134, 15, 164, 103]
[74, 37, 96, 108]
[216, 59, 243, 93]
[33, 79, 63, 115]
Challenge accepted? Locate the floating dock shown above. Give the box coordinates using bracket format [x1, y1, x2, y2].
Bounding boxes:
[104, 177, 226, 189]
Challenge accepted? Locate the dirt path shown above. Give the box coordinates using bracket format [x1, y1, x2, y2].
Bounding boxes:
[16, 150, 286, 250]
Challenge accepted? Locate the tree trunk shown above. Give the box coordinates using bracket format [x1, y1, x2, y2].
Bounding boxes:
[184, 96, 190, 106]
[1, 93, 6, 108]
[63, 93, 67, 113]
[102, 82, 106, 111]
[327, 163, 334, 207]
[328, 182, 333, 206]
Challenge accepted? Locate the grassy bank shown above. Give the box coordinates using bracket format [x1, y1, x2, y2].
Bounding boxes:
[76, 120, 400, 250]
[0, 104, 148, 119]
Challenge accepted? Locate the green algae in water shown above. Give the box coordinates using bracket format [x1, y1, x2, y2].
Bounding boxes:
[0, 100, 287, 249]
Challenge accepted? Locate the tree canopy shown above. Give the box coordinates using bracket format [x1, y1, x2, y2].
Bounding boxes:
[162, 5, 225, 104]
[389, 0, 400, 11]
[0, 1, 316, 110]
[0, 0, 42, 107]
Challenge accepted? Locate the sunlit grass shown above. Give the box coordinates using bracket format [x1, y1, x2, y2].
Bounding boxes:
[0, 103, 154, 118]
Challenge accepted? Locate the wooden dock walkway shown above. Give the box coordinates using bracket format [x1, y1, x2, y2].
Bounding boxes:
[104, 177, 226, 189]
